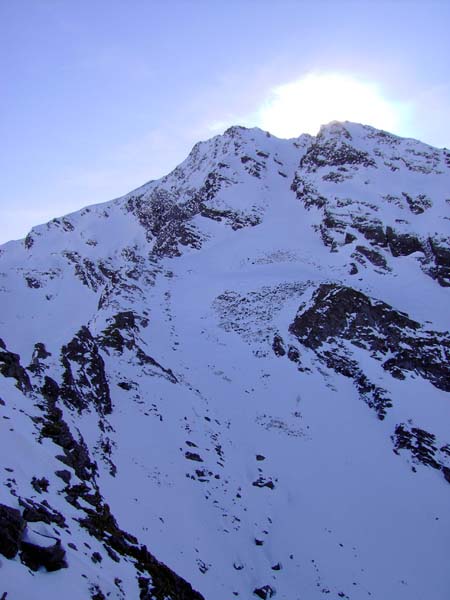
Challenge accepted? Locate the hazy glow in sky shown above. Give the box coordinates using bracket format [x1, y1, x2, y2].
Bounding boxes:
[1, 1, 450, 244]
[256, 73, 410, 138]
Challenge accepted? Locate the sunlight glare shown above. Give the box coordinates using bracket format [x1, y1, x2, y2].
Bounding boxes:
[256, 73, 408, 138]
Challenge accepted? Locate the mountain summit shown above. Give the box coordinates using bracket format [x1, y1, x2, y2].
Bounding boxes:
[0, 121, 449, 599]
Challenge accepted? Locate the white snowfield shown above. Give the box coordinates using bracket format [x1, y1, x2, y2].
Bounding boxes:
[0, 121, 449, 600]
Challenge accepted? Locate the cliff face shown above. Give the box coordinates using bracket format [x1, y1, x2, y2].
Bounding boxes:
[0, 121, 449, 600]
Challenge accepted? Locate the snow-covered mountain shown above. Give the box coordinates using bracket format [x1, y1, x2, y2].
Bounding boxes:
[0, 121, 449, 600]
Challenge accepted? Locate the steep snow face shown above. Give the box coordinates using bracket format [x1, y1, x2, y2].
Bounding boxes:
[0, 121, 449, 600]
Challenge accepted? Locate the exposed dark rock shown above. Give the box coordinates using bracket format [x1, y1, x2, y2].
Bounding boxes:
[90, 587, 106, 600]
[99, 311, 142, 353]
[20, 498, 66, 528]
[353, 217, 387, 247]
[30, 477, 49, 493]
[198, 170, 231, 202]
[138, 577, 153, 600]
[91, 551, 102, 563]
[79, 504, 204, 599]
[287, 345, 301, 363]
[290, 174, 327, 208]
[240, 155, 266, 178]
[55, 469, 72, 484]
[185, 452, 203, 462]
[253, 585, 275, 598]
[64, 482, 98, 508]
[196, 559, 209, 574]
[442, 466, 450, 484]
[252, 477, 275, 490]
[125, 185, 213, 258]
[393, 424, 442, 470]
[0, 340, 32, 392]
[288, 284, 449, 420]
[24, 233, 34, 249]
[20, 539, 67, 572]
[60, 326, 112, 415]
[27, 343, 51, 375]
[319, 223, 338, 251]
[99, 313, 178, 383]
[63, 251, 105, 291]
[344, 232, 356, 245]
[402, 192, 432, 214]
[290, 285, 418, 352]
[322, 171, 346, 183]
[354, 245, 388, 269]
[321, 351, 392, 420]
[200, 204, 261, 230]
[33, 342, 51, 360]
[428, 237, 450, 287]
[25, 276, 41, 289]
[300, 136, 376, 172]
[0, 503, 26, 559]
[386, 227, 423, 257]
[135, 348, 178, 383]
[290, 284, 450, 389]
[272, 334, 286, 357]
[117, 380, 133, 390]
[323, 211, 346, 235]
[39, 376, 98, 481]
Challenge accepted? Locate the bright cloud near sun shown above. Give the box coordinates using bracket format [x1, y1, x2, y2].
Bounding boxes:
[255, 73, 411, 138]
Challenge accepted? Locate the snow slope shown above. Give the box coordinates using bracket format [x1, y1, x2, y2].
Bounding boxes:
[0, 121, 449, 600]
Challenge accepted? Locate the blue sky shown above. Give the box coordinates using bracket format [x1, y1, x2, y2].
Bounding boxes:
[1, 0, 449, 244]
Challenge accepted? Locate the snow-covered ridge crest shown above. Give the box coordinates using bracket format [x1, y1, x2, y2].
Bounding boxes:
[0, 121, 449, 600]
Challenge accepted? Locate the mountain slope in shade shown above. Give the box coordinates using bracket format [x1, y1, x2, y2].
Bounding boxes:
[0, 121, 449, 600]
